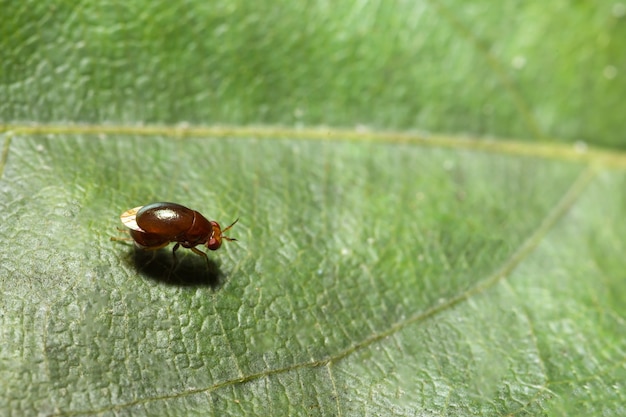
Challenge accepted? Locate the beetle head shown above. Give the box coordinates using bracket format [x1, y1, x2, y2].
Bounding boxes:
[206, 218, 238, 250]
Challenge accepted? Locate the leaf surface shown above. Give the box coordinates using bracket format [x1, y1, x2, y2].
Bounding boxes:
[1, 1, 625, 416]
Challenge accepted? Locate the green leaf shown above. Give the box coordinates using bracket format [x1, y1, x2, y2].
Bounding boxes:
[1, 1, 626, 417]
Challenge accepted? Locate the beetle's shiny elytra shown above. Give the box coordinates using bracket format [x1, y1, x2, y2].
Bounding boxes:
[119, 202, 238, 266]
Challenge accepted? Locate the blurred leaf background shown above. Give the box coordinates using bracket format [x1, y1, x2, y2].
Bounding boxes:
[1, 1, 625, 416]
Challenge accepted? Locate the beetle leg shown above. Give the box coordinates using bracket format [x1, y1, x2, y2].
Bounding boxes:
[110, 236, 134, 243]
[160, 243, 180, 281]
[165, 243, 181, 281]
[190, 246, 211, 270]
[171, 243, 181, 264]
[111, 228, 135, 244]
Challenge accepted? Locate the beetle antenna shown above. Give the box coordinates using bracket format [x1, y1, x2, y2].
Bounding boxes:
[222, 218, 239, 241]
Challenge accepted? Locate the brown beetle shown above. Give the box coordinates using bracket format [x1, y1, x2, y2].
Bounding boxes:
[119, 202, 238, 267]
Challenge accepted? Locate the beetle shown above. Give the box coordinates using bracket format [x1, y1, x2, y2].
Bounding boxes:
[118, 202, 238, 268]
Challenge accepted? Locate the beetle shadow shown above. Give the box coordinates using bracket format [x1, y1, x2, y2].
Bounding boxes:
[127, 248, 225, 289]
